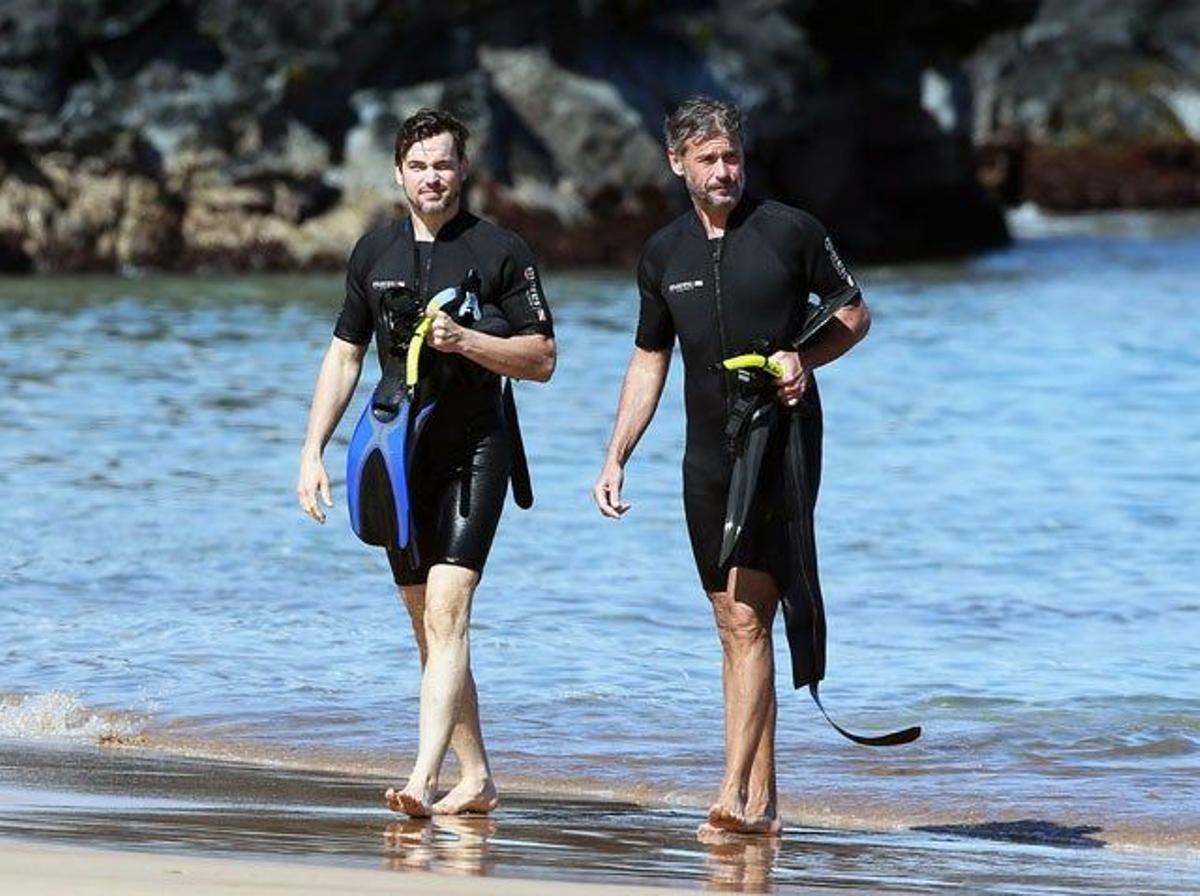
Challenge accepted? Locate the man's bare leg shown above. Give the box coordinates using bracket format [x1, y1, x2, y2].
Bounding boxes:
[430, 666, 498, 815]
[384, 564, 496, 817]
[705, 567, 781, 834]
[401, 584, 498, 815]
[385, 580, 498, 815]
[744, 672, 778, 829]
[728, 590, 779, 831]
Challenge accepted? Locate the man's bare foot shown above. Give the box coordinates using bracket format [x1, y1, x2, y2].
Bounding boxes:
[707, 800, 748, 831]
[704, 807, 782, 835]
[743, 813, 783, 835]
[385, 784, 434, 818]
[432, 778, 499, 815]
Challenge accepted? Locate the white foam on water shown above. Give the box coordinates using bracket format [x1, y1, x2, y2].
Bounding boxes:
[1007, 202, 1200, 238]
[0, 691, 143, 741]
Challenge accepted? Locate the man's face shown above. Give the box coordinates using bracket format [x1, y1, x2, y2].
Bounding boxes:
[668, 132, 744, 211]
[396, 132, 467, 216]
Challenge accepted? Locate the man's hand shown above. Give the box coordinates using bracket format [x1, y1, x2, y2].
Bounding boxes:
[297, 449, 333, 523]
[427, 311, 472, 354]
[593, 459, 631, 519]
[769, 349, 808, 407]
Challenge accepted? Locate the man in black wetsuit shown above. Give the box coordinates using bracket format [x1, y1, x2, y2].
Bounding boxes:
[593, 97, 870, 836]
[298, 108, 556, 817]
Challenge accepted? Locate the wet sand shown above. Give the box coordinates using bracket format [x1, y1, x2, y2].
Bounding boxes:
[0, 839, 691, 896]
[0, 840, 688, 895]
[0, 741, 1196, 894]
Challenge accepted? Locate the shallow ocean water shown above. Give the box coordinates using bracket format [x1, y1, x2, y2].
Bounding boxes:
[1, 212, 1198, 885]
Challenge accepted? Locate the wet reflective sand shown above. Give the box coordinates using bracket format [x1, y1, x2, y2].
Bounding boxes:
[1, 742, 1195, 894]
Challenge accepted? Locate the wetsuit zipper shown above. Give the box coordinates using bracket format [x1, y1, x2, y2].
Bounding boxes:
[418, 239, 435, 299]
[712, 236, 730, 417]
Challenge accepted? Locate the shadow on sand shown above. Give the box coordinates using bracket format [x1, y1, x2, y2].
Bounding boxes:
[913, 819, 1105, 849]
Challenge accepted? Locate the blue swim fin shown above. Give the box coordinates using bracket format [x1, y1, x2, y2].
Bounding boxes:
[345, 272, 484, 556]
[346, 384, 414, 550]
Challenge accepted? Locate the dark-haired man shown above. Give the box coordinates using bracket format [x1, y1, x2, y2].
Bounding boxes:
[593, 97, 870, 835]
[298, 108, 556, 817]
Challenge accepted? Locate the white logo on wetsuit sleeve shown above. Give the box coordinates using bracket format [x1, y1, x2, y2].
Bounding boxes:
[524, 265, 547, 321]
[824, 237, 854, 287]
[371, 279, 407, 290]
[667, 279, 705, 294]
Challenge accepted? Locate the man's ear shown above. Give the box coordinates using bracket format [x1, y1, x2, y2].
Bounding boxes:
[394, 165, 403, 188]
[667, 148, 684, 177]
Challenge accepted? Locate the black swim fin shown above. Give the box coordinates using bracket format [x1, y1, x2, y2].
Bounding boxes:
[717, 284, 861, 564]
[713, 332, 922, 747]
[719, 398, 776, 567]
[781, 408, 922, 746]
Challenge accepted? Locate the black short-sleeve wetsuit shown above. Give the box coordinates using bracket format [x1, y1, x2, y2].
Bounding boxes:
[336, 210, 553, 585]
[635, 197, 860, 592]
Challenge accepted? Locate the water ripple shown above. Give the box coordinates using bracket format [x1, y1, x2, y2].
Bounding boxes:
[1, 229, 1199, 835]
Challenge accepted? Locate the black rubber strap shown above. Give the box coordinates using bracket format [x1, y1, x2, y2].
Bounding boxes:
[724, 392, 759, 451]
[808, 683, 922, 747]
[503, 379, 533, 509]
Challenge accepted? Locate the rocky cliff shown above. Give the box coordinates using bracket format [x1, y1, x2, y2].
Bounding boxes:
[0, 1, 1194, 273]
[970, 0, 1200, 209]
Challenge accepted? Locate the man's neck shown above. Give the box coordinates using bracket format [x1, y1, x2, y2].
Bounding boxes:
[693, 200, 733, 239]
[410, 203, 460, 242]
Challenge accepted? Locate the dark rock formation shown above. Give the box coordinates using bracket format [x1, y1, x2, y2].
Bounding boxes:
[968, 0, 1200, 209]
[5, 0, 1187, 273]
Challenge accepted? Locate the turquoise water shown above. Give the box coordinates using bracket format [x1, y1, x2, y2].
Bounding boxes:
[1, 214, 1197, 854]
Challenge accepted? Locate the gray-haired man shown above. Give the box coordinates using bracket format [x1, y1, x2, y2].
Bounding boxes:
[593, 96, 871, 835]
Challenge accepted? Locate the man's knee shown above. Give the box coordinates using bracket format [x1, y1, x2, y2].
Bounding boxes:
[424, 594, 469, 643]
[423, 567, 477, 644]
[715, 602, 771, 650]
[710, 569, 778, 650]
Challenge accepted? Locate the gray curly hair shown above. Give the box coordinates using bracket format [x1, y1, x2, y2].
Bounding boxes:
[664, 96, 742, 155]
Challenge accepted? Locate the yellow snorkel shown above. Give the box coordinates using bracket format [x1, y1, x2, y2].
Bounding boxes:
[405, 285, 482, 386]
[405, 296, 444, 386]
[716, 353, 785, 379]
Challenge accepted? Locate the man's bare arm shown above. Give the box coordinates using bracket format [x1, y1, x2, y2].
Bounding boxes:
[429, 317, 556, 382]
[800, 296, 871, 369]
[593, 347, 672, 518]
[772, 297, 871, 406]
[297, 336, 368, 523]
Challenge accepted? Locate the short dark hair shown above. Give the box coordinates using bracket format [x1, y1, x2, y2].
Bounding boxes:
[394, 108, 469, 165]
[664, 96, 742, 156]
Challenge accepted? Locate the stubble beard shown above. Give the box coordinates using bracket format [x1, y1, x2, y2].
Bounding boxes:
[408, 182, 461, 218]
[688, 176, 743, 214]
